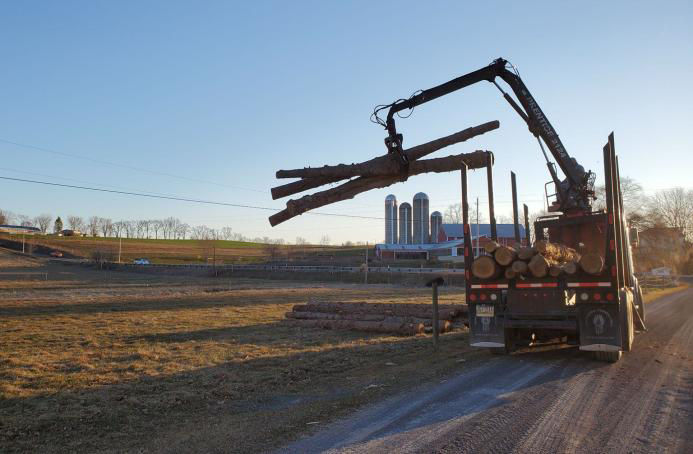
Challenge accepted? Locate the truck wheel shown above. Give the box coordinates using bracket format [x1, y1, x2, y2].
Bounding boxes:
[594, 350, 622, 362]
[489, 329, 514, 355]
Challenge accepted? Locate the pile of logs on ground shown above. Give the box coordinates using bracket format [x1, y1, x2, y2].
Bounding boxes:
[471, 240, 605, 280]
[285, 301, 468, 336]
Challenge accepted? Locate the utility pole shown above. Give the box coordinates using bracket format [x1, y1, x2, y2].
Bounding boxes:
[118, 237, 122, 263]
[22, 234, 25, 254]
[364, 242, 369, 284]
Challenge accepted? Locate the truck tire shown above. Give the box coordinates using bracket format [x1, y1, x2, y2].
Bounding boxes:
[489, 329, 515, 355]
[594, 350, 622, 363]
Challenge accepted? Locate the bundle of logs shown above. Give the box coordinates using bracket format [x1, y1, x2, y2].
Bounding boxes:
[284, 301, 468, 336]
[269, 120, 500, 226]
[471, 240, 605, 279]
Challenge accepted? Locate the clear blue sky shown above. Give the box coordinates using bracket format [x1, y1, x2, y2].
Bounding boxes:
[1, 1, 691, 243]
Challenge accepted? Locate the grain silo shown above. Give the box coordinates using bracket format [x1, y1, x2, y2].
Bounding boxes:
[384, 194, 398, 244]
[398, 202, 412, 244]
[413, 192, 430, 244]
[430, 211, 443, 244]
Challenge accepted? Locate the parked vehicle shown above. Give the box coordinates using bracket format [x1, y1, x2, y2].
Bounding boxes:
[133, 258, 150, 265]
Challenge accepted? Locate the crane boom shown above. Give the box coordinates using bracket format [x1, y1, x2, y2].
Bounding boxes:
[378, 58, 594, 212]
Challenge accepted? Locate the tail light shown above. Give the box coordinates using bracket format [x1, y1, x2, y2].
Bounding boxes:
[469, 293, 477, 301]
[606, 292, 614, 301]
[593, 293, 601, 301]
[480, 293, 488, 301]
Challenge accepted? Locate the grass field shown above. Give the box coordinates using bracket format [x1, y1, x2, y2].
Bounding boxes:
[0, 233, 369, 265]
[0, 250, 474, 453]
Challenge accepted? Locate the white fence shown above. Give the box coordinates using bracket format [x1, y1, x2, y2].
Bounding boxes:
[117, 262, 465, 275]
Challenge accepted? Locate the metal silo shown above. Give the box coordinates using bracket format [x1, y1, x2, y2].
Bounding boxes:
[413, 192, 430, 244]
[384, 194, 398, 244]
[398, 202, 412, 244]
[430, 211, 443, 244]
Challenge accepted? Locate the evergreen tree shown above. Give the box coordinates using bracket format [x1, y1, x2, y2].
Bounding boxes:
[54, 216, 63, 233]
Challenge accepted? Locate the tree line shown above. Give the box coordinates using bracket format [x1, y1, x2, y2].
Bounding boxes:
[442, 179, 693, 241]
[0, 211, 291, 243]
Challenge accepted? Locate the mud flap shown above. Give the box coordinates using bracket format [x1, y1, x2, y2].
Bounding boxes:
[469, 302, 505, 348]
[578, 303, 622, 352]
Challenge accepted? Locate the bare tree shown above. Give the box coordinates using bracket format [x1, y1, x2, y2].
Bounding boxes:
[320, 235, 331, 246]
[177, 223, 190, 239]
[88, 216, 100, 236]
[133, 220, 146, 238]
[112, 221, 124, 238]
[18, 214, 33, 227]
[295, 236, 308, 245]
[98, 218, 113, 237]
[67, 215, 85, 232]
[220, 227, 234, 241]
[150, 220, 162, 239]
[191, 225, 215, 240]
[646, 187, 693, 240]
[595, 176, 648, 230]
[34, 214, 52, 233]
[123, 221, 136, 238]
[0, 209, 11, 225]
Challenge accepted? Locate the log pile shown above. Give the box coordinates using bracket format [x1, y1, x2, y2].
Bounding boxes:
[284, 301, 468, 336]
[470, 239, 605, 280]
[269, 121, 500, 226]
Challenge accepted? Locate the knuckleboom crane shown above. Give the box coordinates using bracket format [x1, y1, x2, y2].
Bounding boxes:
[372, 58, 595, 213]
[372, 58, 641, 362]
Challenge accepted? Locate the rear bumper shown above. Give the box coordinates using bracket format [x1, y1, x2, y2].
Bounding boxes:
[579, 344, 620, 352]
[504, 319, 577, 331]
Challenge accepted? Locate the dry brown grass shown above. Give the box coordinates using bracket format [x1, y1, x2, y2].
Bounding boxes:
[642, 284, 688, 303]
[0, 250, 474, 453]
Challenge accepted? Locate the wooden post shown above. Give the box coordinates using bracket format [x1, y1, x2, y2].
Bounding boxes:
[426, 276, 445, 350]
[486, 152, 497, 241]
[523, 204, 530, 246]
[511, 171, 521, 243]
[118, 237, 122, 263]
[365, 242, 369, 284]
[432, 281, 439, 350]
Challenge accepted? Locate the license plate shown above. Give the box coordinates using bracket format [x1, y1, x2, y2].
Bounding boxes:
[476, 304, 494, 317]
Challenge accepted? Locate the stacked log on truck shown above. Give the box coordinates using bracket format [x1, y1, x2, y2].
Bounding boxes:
[284, 301, 468, 336]
[471, 240, 604, 279]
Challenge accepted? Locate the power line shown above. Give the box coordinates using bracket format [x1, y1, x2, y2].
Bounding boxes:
[0, 175, 383, 222]
[0, 138, 266, 193]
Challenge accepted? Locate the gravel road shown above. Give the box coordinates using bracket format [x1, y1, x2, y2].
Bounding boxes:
[282, 288, 693, 453]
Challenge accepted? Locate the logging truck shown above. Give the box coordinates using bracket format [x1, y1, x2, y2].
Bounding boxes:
[380, 58, 644, 362]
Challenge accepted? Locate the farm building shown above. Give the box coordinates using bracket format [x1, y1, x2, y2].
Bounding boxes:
[0, 225, 41, 235]
[375, 223, 528, 262]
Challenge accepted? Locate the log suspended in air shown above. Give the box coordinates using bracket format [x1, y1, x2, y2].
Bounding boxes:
[275, 121, 500, 181]
[269, 150, 492, 226]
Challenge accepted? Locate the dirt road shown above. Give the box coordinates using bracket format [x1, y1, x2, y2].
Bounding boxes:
[283, 288, 693, 453]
